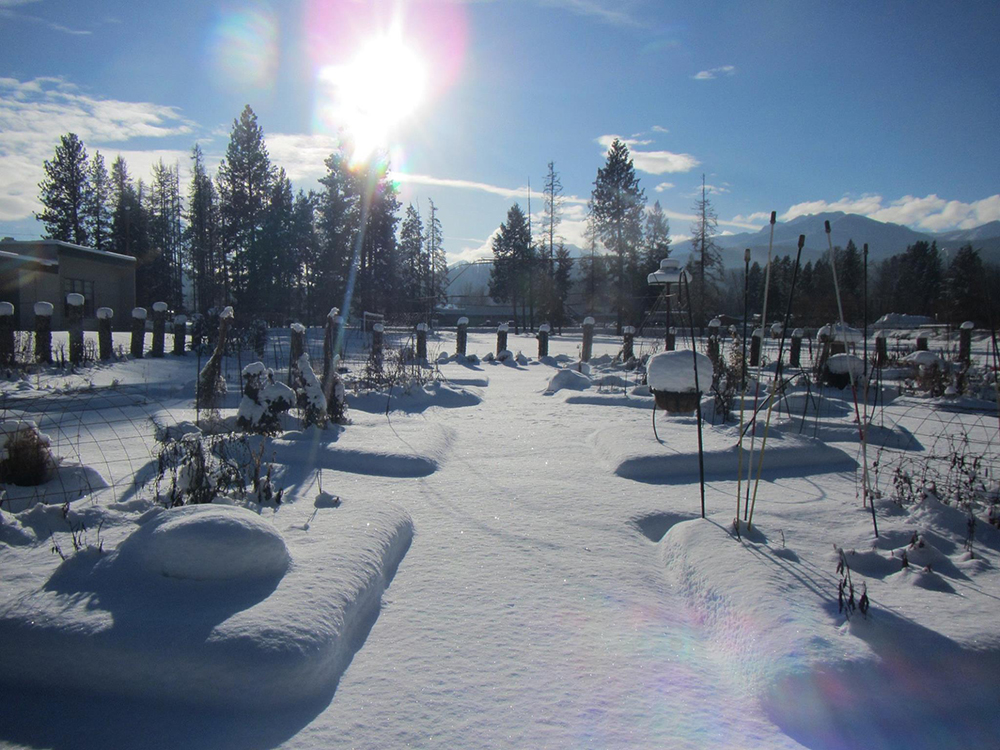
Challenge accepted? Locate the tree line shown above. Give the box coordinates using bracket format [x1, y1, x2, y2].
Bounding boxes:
[715, 238, 997, 327]
[489, 139, 682, 335]
[35, 105, 447, 323]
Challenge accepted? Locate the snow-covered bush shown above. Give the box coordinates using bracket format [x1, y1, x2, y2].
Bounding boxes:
[237, 362, 295, 434]
[153, 432, 284, 509]
[0, 420, 56, 487]
[291, 352, 329, 428]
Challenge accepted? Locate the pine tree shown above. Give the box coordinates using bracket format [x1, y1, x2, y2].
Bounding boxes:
[260, 169, 296, 320]
[37, 133, 90, 246]
[896, 240, 942, 317]
[590, 138, 645, 333]
[317, 147, 360, 322]
[425, 199, 447, 316]
[356, 156, 400, 317]
[186, 145, 220, 313]
[640, 200, 671, 325]
[290, 191, 318, 321]
[109, 156, 154, 302]
[147, 159, 184, 307]
[399, 204, 424, 314]
[943, 244, 986, 323]
[686, 175, 724, 330]
[489, 204, 532, 333]
[553, 242, 574, 332]
[85, 151, 112, 252]
[216, 105, 275, 307]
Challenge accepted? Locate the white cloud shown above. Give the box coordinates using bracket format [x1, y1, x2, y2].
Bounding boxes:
[654, 182, 674, 192]
[264, 133, 341, 185]
[732, 211, 772, 224]
[780, 193, 1000, 233]
[651, 125, 669, 134]
[693, 65, 736, 80]
[0, 77, 196, 222]
[596, 134, 700, 175]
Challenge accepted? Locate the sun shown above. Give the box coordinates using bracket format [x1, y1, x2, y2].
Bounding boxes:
[318, 29, 427, 164]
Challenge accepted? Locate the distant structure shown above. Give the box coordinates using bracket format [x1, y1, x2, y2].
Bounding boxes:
[0, 238, 136, 329]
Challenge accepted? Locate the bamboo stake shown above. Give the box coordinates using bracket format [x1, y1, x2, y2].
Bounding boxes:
[825, 221, 878, 537]
[747, 235, 804, 530]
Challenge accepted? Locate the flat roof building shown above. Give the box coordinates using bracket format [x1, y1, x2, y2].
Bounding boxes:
[0, 239, 136, 330]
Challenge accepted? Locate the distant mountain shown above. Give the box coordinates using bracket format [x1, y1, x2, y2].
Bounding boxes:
[673, 212, 1000, 268]
[935, 220, 1000, 243]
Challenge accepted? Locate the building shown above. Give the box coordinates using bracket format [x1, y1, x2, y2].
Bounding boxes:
[0, 239, 136, 330]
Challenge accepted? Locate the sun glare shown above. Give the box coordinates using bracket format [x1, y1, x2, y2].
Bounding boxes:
[318, 31, 428, 164]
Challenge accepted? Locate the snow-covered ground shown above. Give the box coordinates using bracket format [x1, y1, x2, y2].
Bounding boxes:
[1, 327, 998, 749]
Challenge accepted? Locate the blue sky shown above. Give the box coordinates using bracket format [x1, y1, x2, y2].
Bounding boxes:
[1, 0, 999, 262]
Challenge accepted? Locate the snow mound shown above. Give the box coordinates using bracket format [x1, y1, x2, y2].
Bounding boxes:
[646, 350, 713, 393]
[0, 500, 413, 709]
[545, 368, 591, 393]
[903, 350, 942, 368]
[873, 313, 934, 329]
[825, 353, 865, 376]
[595, 424, 856, 483]
[113, 505, 290, 581]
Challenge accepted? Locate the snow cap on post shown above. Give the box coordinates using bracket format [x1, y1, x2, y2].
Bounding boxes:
[770, 322, 783, 337]
[373, 323, 384, 333]
[220, 306, 234, 319]
[961, 321, 974, 330]
[416, 323, 428, 332]
[792, 328, 804, 338]
[457, 317, 469, 326]
[152, 301, 168, 313]
[96, 307, 114, 320]
[583, 316, 595, 326]
[708, 318, 721, 329]
[66, 293, 85, 307]
[290, 322, 306, 334]
[623, 325, 635, 334]
[539, 323, 551, 333]
[752, 327, 763, 338]
[498, 322, 509, 332]
[132, 307, 147, 320]
[174, 314, 187, 325]
[34, 302, 54, 317]
[0, 302, 13, 317]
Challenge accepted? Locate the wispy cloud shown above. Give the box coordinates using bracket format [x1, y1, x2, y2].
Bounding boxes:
[539, 0, 643, 28]
[654, 182, 674, 192]
[395, 171, 589, 206]
[780, 193, 1000, 232]
[693, 65, 736, 80]
[596, 134, 700, 175]
[0, 77, 196, 222]
[651, 125, 669, 134]
[0, 0, 92, 34]
[685, 182, 730, 198]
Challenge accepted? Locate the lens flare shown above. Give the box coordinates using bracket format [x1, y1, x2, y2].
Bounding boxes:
[304, 0, 468, 163]
[208, 3, 279, 94]
[317, 27, 427, 163]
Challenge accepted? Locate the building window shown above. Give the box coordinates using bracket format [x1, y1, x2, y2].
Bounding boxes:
[63, 278, 95, 318]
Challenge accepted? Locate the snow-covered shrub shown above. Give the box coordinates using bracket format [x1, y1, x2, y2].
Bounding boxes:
[237, 362, 295, 434]
[291, 352, 329, 428]
[0, 420, 56, 487]
[153, 432, 284, 509]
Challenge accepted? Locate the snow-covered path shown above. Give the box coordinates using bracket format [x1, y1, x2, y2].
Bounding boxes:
[291, 356, 796, 749]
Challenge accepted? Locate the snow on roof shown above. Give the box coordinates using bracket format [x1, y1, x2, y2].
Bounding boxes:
[0, 238, 135, 265]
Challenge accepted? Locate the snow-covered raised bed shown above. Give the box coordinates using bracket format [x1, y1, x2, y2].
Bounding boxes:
[646, 350, 713, 413]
